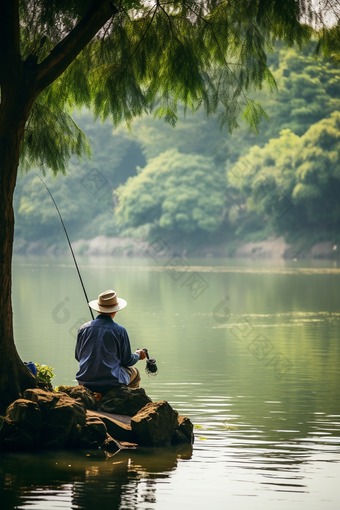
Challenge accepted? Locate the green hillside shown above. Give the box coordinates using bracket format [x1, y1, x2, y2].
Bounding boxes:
[14, 42, 340, 254]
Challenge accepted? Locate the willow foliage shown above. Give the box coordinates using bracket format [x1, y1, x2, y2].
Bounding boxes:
[14, 0, 335, 175]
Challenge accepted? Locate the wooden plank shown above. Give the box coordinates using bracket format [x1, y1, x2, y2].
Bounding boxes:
[94, 410, 132, 427]
[87, 410, 136, 443]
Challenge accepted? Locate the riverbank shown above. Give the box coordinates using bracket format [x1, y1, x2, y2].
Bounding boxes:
[14, 235, 340, 259]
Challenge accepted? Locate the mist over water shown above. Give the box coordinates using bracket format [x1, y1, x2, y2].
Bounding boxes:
[2, 255, 339, 509]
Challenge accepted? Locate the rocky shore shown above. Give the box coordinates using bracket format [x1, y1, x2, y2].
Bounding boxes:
[0, 386, 194, 452]
[14, 234, 339, 259]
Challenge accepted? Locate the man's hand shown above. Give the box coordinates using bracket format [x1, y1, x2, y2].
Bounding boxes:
[136, 349, 147, 360]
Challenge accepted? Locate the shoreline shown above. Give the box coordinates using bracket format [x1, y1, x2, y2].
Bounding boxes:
[13, 235, 339, 260]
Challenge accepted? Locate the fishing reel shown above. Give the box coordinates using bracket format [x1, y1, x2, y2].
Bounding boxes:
[143, 348, 158, 376]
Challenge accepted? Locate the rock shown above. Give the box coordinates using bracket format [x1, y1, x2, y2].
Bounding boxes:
[6, 399, 42, 435]
[57, 386, 97, 411]
[37, 380, 53, 392]
[172, 415, 194, 445]
[0, 415, 8, 447]
[3, 399, 42, 449]
[0, 388, 194, 451]
[23, 388, 61, 411]
[131, 401, 179, 447]
[171, 429, 189, 445]
[41, 396, 86, 449]
[1, 418, 38, 449]
[73, 414, 108, 448]
[98, 386, 152, 416]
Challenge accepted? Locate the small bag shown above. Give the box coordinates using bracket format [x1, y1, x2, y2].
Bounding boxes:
[24, 361, 37, 377]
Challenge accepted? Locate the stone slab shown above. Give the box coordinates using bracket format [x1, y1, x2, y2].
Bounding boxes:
[87, 410, 136, 443]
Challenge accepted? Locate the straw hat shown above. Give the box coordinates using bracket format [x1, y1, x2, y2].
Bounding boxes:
[88, 290, 127, 313]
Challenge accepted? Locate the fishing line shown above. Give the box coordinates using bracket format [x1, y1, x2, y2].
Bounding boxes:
[36, 174, 95, 320]
[37, 175, 159, 375]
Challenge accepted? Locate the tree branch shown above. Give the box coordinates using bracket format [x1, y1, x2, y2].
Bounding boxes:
[34, 0, 118, 94]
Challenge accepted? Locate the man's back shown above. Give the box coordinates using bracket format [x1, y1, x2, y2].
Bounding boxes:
[75, 314, 139, 391]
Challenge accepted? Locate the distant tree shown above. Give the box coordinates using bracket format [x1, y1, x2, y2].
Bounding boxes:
[0, 0, 338, 408]
[228, 112, 340, 240]
[292, 111, 340, 231]
[117, 149, 226, 236]
[14, 171, 121, 248]
[13, 41, 340, 252]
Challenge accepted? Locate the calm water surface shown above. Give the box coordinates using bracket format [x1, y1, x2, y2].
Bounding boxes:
[1, 255, 339, 509]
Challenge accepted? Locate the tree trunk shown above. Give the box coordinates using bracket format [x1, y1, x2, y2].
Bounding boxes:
[0, 0, 116, 413]
[0, 89, 37, 413]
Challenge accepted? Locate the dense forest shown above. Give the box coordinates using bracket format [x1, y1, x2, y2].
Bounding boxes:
[14, 42, 340, 255]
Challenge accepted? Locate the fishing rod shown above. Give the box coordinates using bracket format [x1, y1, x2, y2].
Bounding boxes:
[37, 175, 158, 375]
[36, 174, 95, 320]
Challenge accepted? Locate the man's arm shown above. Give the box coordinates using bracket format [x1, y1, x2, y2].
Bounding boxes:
[75, 331, 81, 362]
[121, 330, 146, 366]
[75, 322, 91, 361]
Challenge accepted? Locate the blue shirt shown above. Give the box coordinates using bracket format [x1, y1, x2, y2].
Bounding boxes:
[75, 314, 139, 390]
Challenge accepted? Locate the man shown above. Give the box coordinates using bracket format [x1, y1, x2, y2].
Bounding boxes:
[75, 289, 146, 395]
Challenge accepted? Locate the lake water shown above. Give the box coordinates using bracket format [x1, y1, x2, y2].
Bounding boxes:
[1, 255, 340, 509]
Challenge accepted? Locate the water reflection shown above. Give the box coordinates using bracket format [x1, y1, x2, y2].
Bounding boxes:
[1, 414, 339, 508]
[0, 445, 192, 509]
